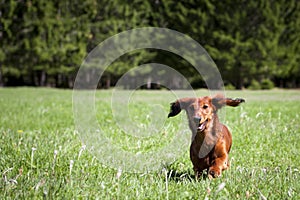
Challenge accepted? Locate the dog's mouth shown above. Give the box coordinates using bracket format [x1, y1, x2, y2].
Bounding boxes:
[197, 120, 208, 132]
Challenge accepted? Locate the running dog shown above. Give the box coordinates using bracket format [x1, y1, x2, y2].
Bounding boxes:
[168, 94, 245, 178]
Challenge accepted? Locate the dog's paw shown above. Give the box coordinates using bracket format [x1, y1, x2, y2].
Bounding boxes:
[208, 168, 221, 178]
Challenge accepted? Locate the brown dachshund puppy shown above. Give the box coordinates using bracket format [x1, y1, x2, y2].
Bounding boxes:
[168, 94, 245, 178]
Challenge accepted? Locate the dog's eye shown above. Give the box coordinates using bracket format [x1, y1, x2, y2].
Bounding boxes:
[203, 105, 208, 109]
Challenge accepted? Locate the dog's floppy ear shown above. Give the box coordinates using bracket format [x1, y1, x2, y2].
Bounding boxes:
[212, 94, 245, 110]
[168, 98, 196, 118]
[168, 101, 181, 118]
[225, 97, 245, 107]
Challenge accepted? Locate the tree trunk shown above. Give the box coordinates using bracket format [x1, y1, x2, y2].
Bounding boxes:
[147, 77, 151, 89]
[236, 65, 244, 90]
[279, 79, 284, 88]
[68, 75, 73, 88]
[40, 70, 46, 86]
[0, 64, 3, 87]
[105, 75, 111, 89]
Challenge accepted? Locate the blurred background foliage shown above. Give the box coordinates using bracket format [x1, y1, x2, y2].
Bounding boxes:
[0, 0, 299, 89]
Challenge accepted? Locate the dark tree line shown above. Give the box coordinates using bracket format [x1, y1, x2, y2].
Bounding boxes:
[1, 0, 299, 89]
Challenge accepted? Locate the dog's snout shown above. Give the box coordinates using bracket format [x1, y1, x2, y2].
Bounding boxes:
[193, 116, 201, 124]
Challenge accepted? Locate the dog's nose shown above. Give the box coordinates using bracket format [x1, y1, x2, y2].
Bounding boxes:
[193, 116, 201, 124]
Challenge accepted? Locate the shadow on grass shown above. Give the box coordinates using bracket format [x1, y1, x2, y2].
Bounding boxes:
[163, 168, 210, 182]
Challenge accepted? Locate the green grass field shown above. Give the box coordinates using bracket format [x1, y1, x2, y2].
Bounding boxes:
[1, 88, 300, 199]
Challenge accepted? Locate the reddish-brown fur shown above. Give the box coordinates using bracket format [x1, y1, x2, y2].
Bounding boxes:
[168, 94, 245, 178]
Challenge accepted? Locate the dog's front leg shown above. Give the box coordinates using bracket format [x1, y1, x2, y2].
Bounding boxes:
[208, 155, 229, 178]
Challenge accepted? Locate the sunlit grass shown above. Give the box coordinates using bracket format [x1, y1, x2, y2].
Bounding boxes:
[0, 87, 299, 199]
